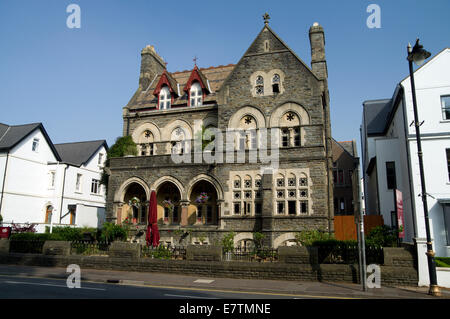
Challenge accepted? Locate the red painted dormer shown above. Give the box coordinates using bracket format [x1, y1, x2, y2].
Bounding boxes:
[153, 70, 179, 109]
[183, 66, 210, 107]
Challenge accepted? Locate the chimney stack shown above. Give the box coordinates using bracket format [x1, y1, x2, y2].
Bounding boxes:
[139, 45, 166, 90]
[309, 22, 328, 81]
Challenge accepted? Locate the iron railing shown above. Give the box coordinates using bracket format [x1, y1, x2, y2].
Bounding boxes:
[223, 247, 278, 262]
[141, 245, 187, 260]
[70, 241, 110, 256]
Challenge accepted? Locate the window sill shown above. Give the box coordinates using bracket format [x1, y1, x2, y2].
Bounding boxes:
[439, 120, 450, 124]
[74, 191, 83, 195]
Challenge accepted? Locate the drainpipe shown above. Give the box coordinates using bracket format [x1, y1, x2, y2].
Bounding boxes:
[0, 151, 10, 219]
[59, 164, 68, 224]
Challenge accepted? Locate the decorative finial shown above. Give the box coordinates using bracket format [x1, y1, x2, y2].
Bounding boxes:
[193, 56, 198, 67]
[263, 12, 270, 25]
[164, 61, 168, 69]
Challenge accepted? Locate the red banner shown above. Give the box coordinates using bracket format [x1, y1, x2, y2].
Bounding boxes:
[396, 189, 405, 238]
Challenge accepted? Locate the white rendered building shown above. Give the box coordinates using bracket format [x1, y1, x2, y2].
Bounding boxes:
[361, 48, 450, 287]
[0, 122, 108, 232]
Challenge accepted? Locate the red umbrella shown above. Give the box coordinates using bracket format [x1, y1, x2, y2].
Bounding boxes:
[146, 190, 160, 247]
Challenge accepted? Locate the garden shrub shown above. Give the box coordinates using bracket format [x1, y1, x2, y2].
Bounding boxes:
[365, 225, 399, 247]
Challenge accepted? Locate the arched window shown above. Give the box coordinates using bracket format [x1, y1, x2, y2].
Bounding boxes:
[171, 127, 187, 154]
[272, 74, 280, 93]
[279, 112, 301, 147]
[139, 130, 154, 156]
[255, 76, 264, 95]
[159, 86, 171, 110]
[190, 82, 202, 107]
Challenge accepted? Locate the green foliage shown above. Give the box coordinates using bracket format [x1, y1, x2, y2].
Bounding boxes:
[10, 232, 63, 241]
[366, 225, 399, 247]
[0, 214, 3, 224]
[101, 136, 138, 194]
[253, 232, 265, 249]
[148, 245, 173, 259]
[194, 125, 216, 151]
[222, 232, 235, 253]
[436, 257, 450, 268]
[107, 135, 138, 158]
[99, 222, 127, 243]
[295, 229, 334, 246]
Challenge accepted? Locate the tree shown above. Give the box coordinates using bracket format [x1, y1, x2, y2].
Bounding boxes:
[100, 136, 138, 195]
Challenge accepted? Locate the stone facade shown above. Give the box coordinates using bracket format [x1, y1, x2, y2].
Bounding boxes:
[106, 18, 334, 248]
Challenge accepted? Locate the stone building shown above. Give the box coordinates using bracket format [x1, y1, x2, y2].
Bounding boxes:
[332, 139, 359, 216]
[106, 16, 334, 248]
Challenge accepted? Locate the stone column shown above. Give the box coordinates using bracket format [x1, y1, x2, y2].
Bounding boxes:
[180, 200, 190, 226]
[261, 172, 274, 247]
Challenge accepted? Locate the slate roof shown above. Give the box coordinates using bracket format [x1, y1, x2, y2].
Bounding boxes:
[54, 140, 108, 167]
[127, 64, 235, 110]
[338, 140, 358, 158]
[0, 123, 61, 161]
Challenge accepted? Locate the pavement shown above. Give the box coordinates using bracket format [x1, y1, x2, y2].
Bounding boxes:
[0, 264, 448, 299]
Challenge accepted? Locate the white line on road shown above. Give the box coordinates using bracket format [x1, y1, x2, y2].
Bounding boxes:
[4, 280, 106, 291]
[164, 293, 217, 299]
[194, 279, 215, 284]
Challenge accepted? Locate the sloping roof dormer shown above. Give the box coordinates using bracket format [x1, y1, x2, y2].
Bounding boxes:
[183, 65, 210, 94]
[153, 70, 179, 97]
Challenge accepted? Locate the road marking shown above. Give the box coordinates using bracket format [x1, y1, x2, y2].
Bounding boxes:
[4, 280, 106, 291]
[194, 279, 215, 284]
[164, 293, 217, 299]
[0, 274, 360, 299]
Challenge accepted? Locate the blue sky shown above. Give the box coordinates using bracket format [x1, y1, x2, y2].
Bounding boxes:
[1, 0, 449, 152]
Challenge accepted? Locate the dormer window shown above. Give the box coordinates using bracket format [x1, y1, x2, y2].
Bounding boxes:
[272, 74, 280, 94]
[255, 76, 264, 95]
[190, 82, 202, 107]
[159, 86, 171, 110]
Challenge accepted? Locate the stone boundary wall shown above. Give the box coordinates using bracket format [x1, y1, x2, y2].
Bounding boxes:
[0, 241, 418, 286]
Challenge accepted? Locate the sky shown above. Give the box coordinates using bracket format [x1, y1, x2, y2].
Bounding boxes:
[1, 0, 449, 153]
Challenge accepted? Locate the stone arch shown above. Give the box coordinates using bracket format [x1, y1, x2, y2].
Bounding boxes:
[228, 106, 266, 130]
[233, 232, 254, 247]
[186, 174, 224, 201]
[269, 102, 310, 127]
[151, 175, 185, 200]
[162, 119, 193, 141]
[114, 177, 150, 203]
[131, 122, 161, 143]
[273, 233, 298, 248]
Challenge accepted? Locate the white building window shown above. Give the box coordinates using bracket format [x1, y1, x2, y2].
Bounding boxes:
[49, 171, 56, 188]
[190, 82, 202, 106]
[159, 86, 171, 110]
[32, 138, 39, 152]
[442, 95, 450, 120]
[91, 179, 100, 194]
[98, 153, 103, 165]
[75, 174, 82, 192]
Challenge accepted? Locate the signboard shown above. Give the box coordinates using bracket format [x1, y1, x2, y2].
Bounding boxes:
[395, 189, 405, 238]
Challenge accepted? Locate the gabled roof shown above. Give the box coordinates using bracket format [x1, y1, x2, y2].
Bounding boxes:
[127, 64, 234, 110]
[363, 85, 403, 136]
[153, 70, 179, 97]
[183, 65, 210, 94]
[0, 122, 61, 160]
[54, 140, 108, 167]
[219, 24, 320, 92]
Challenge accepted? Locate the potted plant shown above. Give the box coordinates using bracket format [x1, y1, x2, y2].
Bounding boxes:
[195, 192, 209, 204]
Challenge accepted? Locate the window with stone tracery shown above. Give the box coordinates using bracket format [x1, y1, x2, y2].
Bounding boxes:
[255, 76, 264, 96]
[275, 172, 310, 216]
[139, 130, 155, 156]
[232, 174, 262, 216]
[279, 112, 301, 147]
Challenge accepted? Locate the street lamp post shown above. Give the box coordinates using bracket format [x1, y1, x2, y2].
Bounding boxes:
[407, 39, 441, 297]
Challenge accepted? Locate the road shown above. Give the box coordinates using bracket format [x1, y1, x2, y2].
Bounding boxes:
[0, 275, 302, 299]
